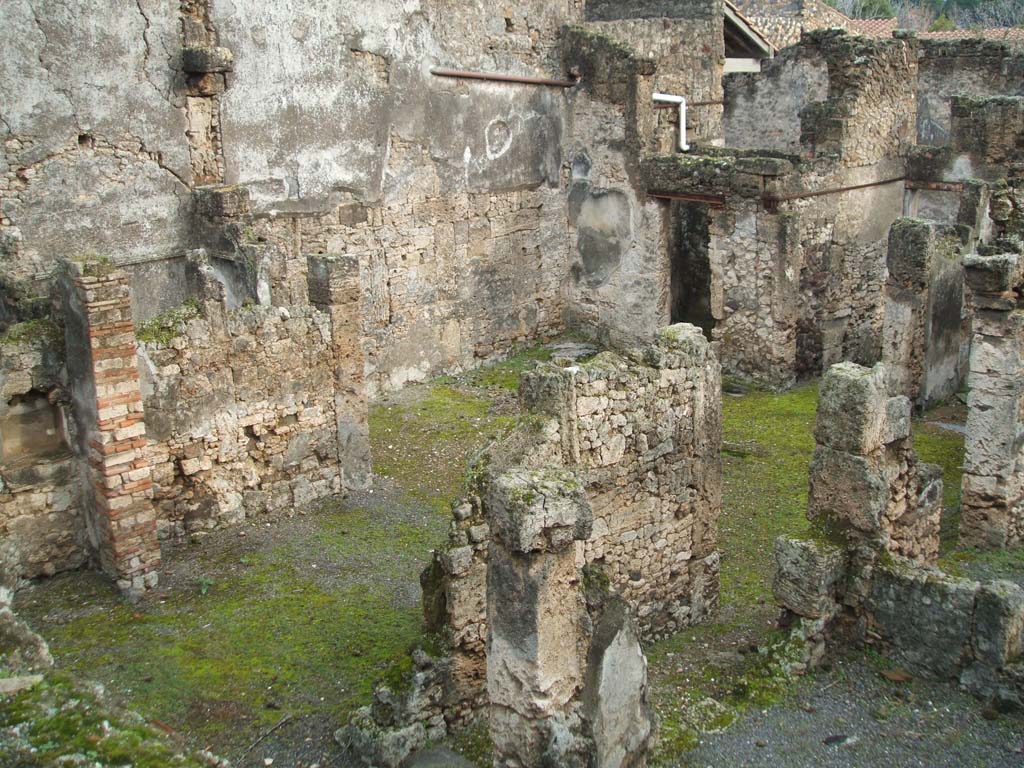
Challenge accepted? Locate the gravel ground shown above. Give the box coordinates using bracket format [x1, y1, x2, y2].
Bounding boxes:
[678, 655, 1024, 768]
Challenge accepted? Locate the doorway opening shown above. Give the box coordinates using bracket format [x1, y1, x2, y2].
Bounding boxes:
[669, 201, 715, 338]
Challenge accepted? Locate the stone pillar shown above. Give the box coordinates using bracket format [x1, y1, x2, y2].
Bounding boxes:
[809, 362, 942, 564]
[486, 468, 593, 768]
[307, 254, 371, 489]
[960, 253, 1024, 548]
[881, 218, 964, 407]
[61, 260, 160, 592]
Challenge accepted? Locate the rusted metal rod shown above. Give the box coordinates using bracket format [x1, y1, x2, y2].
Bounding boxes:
[762, 176, 906, 211]
[649, 190, 727, 207]
[430, 68, 578, 88]
[654, 100, 724, 108]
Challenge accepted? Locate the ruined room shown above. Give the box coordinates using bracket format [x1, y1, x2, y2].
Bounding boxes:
[1, 0, 1023, 766]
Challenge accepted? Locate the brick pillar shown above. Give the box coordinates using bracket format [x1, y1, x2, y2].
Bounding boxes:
[61, 260, 160, 592]
[960, 253, 1024, 549]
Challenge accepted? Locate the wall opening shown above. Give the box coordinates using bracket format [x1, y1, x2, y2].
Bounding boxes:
[1, 390, 68, 463]
[669, 202, 714, 337]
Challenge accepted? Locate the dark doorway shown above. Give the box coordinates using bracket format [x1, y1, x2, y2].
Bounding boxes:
[669, 202, 714, 337]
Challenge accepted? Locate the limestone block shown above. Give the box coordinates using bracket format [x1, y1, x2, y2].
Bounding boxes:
[808, 445, 890, 534]
[486, 468, 593, 554]
[772, 536, 846, 618]
[974, 580, 1024, 668]
[582, 597, 653, 768]
[963, 253, 1021, 295]
[814, 362, 889, 455]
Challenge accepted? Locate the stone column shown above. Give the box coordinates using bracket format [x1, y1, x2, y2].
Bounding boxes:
[960, 253, 1024, 548]
[61, 259, 160, 592]
[881, 218, 964, 407]
[808, 361, 942, 564]
[485, 468, 593, 768]
[307, 254, 371, 489]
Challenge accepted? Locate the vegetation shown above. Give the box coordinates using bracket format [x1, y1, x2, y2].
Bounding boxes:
[0, 317, 62, 347]
[0, 673, 214, 767]
[135, 299, 202, 345]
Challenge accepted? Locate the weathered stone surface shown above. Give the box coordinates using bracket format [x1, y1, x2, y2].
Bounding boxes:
[868, 562, 979, 675]
[974, 580, 1024, 668]
[582, 596, 653, 768]
[808, 362, 941, 563]
[772, 536, 846, 619]
[813, 362, 888, 455]
[337, 708, 427, 768]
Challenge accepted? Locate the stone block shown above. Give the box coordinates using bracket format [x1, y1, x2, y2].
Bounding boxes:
[182, 46, 234, 74]
[485, 468, 592, 554]
[814, 362, 888, 454]
[582, 596, 653, 767]
[808, 445, 890, 535]
[194, 185, 250, 219]
[974, 580, 1024, 668]
[963, 253, 1021, 295]
[772, 536, 846, 618]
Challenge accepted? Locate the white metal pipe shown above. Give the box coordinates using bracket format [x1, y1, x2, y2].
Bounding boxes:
[653, 92, 690, 152]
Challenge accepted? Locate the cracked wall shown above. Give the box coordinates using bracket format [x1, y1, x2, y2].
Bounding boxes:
[1, 0, 193, 286]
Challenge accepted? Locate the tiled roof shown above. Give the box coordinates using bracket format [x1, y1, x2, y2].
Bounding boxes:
[847, 17, 899, 37]
[919, 27, 1024, 44]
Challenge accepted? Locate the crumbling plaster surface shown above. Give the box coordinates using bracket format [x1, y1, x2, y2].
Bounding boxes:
[214, 0, 574, 211]
[1, 0, 192, 279]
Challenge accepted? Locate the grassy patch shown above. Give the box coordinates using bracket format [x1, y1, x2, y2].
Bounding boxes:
[135, 299, 202, 345]
[19, 516, 429, 757]
[648, 382, 820, 763]
[912, 418, 965, 554]
[369, 384, 517, 514]
[939, 545, 1024, 582]
[461, 345, 553, 391]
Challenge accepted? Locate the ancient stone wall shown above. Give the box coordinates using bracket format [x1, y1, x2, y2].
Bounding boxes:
[916, 38, 1024, 147]
[773, 361, 1024, 708]
[485, 468, 652, 768]
[0, 320, 88, 580]
[881, 218, 965, 408]
[724, 48, 830, 152]
[139, 253, 369, 539]
[960, 253, 1024, 549]
[559, 8, 727, 353]
[425, 324, 721, 711]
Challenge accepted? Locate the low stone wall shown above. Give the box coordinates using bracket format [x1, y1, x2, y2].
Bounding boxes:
[424, 323, 721, 714]
[960, 253, 1024, 549]
[140, 254, 370, 539]
[0, 320, 88, 580]
[774, 361, 1024, 710]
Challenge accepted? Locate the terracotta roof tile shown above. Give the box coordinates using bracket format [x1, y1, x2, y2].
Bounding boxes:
[847, 17, 899, 37]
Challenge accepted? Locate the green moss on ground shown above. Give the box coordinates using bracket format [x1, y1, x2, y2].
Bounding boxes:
[912, 418, 965, 554]
[0, 673, 213, 767]
[462, 345, 553, 391]
[135, 300, 202, 345]
[648, 382, 820, 764]
[24, 529, 425, 755]
[369, 370, 525, 513]
[16, 345, 555, 760]
[940, 545, 1024, 581]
